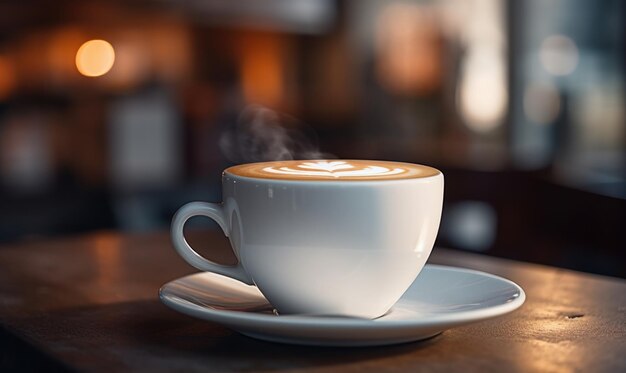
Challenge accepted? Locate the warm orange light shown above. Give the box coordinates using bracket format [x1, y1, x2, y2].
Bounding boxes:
[49, 28, 85, 80]
[239, 34, 285, 107]
[75, 39, 115, 77]
[375, 3, 441, 96]
[0, 56, 16, 100]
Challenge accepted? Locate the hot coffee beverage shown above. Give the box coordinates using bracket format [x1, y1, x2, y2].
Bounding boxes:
[226, 160, 439, 181]
[171, 159, 444, 319]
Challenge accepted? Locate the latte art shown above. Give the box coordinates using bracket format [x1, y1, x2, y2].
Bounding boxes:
[226, 160, 439, 181]
[263, 161, 406, 178]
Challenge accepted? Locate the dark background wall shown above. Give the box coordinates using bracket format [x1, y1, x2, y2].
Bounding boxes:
[0, 0, 624, 277]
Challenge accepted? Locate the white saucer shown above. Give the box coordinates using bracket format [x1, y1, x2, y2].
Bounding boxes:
[159, 264, 525, 347]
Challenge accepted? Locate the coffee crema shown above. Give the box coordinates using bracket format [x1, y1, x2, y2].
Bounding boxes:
[225, 160, 439, 181]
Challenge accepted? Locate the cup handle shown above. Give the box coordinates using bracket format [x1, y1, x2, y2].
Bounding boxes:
[171, 202, 254, 285]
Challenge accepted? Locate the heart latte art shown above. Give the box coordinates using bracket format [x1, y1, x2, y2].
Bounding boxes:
[264, 161, 405, 178]
[226, 160, 439, 181]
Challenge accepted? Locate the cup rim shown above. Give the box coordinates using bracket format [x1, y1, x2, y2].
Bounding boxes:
[223, 160, 443, 185]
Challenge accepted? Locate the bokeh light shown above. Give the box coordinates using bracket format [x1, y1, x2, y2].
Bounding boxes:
[452, 0, 507, 133]
[75, 39, 115, 77]
[375, 3, 441, 96]
[0, 55, 16, 99]
[458, 48, 508, 132]
[240, 34, 285, 107]
[539, 35, 579, 76]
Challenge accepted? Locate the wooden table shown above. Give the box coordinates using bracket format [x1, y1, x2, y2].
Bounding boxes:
[0, 231, 625, 372]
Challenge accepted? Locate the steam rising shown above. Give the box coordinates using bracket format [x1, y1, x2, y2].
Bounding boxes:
[219, 105, 332, 163]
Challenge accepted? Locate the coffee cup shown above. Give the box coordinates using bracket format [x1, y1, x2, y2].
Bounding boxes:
[171, 160, 444, 319]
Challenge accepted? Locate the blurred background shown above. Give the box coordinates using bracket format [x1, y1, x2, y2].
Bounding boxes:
[0, 0, 624, 277]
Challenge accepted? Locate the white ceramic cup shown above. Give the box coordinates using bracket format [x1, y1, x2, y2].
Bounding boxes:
[171, 160, 444, 319]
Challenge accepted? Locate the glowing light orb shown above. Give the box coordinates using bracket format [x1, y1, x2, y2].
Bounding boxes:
[539, 35, 579, 76]
[457, 49, 508, 132]
[75, 39, 115, 77]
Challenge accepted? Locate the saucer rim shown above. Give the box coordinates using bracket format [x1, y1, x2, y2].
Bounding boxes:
[159, 264, 526, 329]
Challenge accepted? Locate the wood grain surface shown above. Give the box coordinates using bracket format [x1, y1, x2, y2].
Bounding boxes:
[0, 230, 625, 372]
